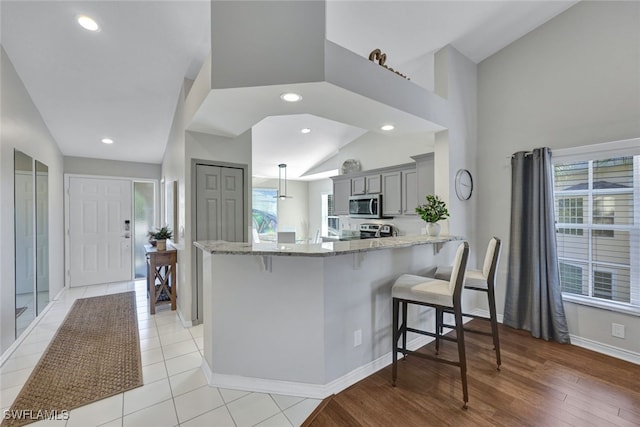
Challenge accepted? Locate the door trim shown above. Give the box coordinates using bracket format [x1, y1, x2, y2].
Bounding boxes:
[190, 159, 249, 323]
[64, 174, 159, 288]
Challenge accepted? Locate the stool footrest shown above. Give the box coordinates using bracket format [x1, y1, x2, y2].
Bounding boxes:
[406, 326, 459, 343]
[440, 322, 494, 338]
[405, 327, 436, 339]
[394, 347, 462, 368]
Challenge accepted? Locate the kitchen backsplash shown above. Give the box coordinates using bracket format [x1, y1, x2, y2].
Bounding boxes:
[337, 215, 433, 236]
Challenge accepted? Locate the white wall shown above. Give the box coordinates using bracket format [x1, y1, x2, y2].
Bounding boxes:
[477, 1, 640, 354]
[1, 47, 64, 354]
[328, 131, 435, 173]
[433, 46, 478, 255]
[64, 156, 161, 180]
[210, 1, 325, 89]
[399, 52, 435, 93]
[161, 83, 188, 321]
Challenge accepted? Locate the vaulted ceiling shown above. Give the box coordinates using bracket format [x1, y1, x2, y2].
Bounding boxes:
[1, 1, 577, 178]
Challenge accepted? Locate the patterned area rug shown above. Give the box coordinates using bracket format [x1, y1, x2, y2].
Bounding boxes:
[2, 292, 143, 427]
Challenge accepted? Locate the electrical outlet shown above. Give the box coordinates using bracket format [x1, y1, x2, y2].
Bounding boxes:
[354, 329, 362, 347]
[612, 323, 625, 339]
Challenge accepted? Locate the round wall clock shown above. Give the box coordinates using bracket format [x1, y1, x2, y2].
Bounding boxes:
[455, 169, 473, 200]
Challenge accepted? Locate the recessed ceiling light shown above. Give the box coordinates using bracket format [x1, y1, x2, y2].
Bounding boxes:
[280, 92, 302, 102]
[381, 124, 395, 131]
[77, 15, 100, 32]
[101, 138, 113, 144]
[301, 128, 311, 134]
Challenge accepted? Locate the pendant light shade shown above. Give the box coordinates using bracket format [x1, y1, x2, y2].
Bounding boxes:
[275, 163, 292, 199]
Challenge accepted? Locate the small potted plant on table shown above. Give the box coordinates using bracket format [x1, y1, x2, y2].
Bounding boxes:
[150, 226, 173, 251]
[415, 195, 449, 237]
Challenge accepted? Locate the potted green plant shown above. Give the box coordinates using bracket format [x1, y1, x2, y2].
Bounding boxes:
[415, 194, 449, 236]
[150, 226, 173, 251]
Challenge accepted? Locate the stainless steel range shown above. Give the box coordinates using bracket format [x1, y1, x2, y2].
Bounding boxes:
[359, 223, 398, 239]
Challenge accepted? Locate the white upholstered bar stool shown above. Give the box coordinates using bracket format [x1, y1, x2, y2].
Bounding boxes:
[434, 237, 502, 370]
[391, 241, 470, 409]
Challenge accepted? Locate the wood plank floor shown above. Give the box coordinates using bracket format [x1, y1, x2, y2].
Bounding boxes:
[304, 319, 640, 427]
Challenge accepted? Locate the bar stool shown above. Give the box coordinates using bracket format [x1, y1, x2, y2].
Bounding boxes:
[434, 237, 502, 369]
[392, 241, 470, 409]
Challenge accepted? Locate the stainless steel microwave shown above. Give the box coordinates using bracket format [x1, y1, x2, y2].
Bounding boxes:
[349, 194, 383, 218]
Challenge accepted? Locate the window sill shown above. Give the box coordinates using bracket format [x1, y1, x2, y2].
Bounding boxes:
[562, 294, 640, 317]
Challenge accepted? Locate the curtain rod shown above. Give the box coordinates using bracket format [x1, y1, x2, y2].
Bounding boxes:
[509, 151, 533, 159]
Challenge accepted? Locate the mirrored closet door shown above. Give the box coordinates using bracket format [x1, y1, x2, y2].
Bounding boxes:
[36, 160, 49, 315]
[14, 150, 49, 339]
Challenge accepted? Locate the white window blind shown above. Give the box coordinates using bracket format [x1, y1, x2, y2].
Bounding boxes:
[553, 151, 640, 313]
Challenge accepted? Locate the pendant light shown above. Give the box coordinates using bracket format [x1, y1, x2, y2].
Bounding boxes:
[276, 163, 292, 200]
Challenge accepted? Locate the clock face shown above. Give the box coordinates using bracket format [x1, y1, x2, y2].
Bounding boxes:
[455, 169, 473, 200]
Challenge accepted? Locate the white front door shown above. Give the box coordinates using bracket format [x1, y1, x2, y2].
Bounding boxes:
[68, 177, 133, 287]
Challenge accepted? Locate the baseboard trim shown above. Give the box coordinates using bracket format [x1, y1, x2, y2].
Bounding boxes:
[469, 308, 639, 365]
[569, 335, 640, 365]
[177, 308, 193, 328]
[0, 289, 62, 366]
[201, 335, 435, 399]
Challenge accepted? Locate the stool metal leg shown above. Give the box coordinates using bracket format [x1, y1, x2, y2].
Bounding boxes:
[454, 306, 469, 409]
[392, 297, 399, 386]
[487, 286, 501, 370]
[435, 308, 441, 355]
[401, 301, 408, 355]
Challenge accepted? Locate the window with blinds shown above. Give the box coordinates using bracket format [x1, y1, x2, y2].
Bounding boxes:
[553, 155, 639, 311]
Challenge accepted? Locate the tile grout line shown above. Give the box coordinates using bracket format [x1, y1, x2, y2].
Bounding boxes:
[6, 281, 318, 427]
[154, 306, 181, 427]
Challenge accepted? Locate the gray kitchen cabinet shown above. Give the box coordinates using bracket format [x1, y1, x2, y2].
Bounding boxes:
[366, 174, 382, 194]
[331, 153, 433, 218]
[402, 169, 418, 215]
[352, 174, 381, 195]
[411, 152, 434, 203]
[351, 176, 365, 195]
[382, 171, 402, 216]
[332, 178, 351, 215]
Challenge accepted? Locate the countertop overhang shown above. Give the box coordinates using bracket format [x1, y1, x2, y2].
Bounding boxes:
[194, 234, 463, 257]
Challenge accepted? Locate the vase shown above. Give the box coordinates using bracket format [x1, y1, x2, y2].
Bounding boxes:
[157, 239, 166, 251]
[426, 223, 441, 237]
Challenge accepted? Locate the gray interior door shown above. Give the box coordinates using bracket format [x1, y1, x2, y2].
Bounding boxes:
[195, 164, 245, 321]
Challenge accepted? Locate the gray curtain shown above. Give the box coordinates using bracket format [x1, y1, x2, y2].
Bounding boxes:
[504, 147, 570, 343]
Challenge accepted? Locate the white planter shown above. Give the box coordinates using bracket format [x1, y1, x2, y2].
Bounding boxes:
[426, 223, 441, 237]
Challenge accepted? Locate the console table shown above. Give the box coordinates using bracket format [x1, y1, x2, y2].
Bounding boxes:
[145, 244, 177, 314]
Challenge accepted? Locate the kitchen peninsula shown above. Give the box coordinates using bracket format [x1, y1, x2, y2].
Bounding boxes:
[194, 235, 463, 398]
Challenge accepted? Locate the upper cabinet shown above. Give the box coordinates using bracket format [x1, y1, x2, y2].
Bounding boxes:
[411, 153, 435, 204]
[352, 174, 381, 195]
[382, 171, 402, 216]
[332, 178, 351, 215]
[331, 154, 434, 218]
[402, 168, 418, 215]
[381, 168, 417, 216]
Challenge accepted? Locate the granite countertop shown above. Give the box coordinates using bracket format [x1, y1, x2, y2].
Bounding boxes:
[193, 235, 464, 257]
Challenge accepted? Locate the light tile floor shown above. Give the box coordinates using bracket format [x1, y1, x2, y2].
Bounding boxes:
[1, 280, 321, 426]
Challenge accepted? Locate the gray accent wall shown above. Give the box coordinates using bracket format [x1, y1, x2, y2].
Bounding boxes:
[477, 1, 640, 354]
